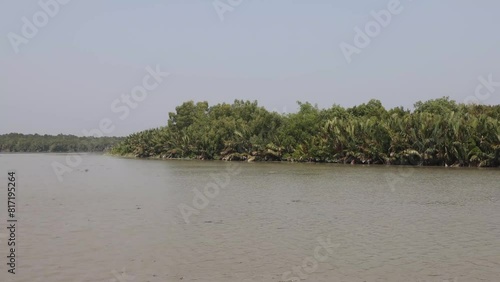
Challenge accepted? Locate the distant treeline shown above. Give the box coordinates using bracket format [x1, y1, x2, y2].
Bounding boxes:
[0, 133, 124, 153]
[111, 97, 500, 167]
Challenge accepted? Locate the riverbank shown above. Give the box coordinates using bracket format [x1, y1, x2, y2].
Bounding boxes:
[107, 152, 500, 168]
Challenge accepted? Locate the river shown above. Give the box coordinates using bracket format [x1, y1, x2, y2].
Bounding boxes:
[0, 153, 499, 282]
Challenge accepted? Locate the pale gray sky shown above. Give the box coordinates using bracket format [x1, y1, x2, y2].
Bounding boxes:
[1, 0, 500, 136]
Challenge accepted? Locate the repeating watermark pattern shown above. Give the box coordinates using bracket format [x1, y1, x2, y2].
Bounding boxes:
[281, 234, 340, 281]
[51, 154, 83, 182]
[340, 0, 410, 64]
[464, 74, 499, 105]
[109, 268, 135, 282]
[178, 162, 241, 224]
[82, 65, 170, 138]
[51, 65, 170, 182]
[7, 0, 71, 54]
[213, 0, 243, 22]
[384, 73, 498, 191]
[385, 165, 415, 192]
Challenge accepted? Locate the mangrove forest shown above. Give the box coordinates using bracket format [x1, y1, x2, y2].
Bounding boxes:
[110, 97, 500, 167]
[0, 133, 123, 153]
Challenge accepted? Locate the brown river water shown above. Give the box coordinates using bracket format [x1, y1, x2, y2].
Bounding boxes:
[0, 153, 499, 282]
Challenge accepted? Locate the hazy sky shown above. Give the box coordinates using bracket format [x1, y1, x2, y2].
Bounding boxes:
[2, 0, 500, 136]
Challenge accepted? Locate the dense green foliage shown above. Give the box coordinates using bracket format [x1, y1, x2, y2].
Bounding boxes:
[0, 133, 123, 153]
[111, 98, 500, 167]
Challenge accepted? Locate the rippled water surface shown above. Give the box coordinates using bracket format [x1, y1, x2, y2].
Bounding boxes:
[0, 154, 499, 282]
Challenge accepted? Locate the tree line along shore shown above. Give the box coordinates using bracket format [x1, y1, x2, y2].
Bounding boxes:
[110, 98, 500, 167]
[0, 133, 123, 153]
